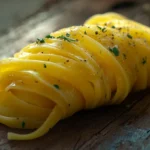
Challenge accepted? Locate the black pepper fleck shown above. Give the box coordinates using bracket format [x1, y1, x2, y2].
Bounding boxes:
[95, 31, 98, 35]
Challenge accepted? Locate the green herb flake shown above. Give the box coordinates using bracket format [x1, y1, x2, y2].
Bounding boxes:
[53, 84, 59, 89]
[111, 26, 116, 29]
[36, 38, 45, 44]
[102, 27, 106, 32]
[66, 33, 70, 37]
[57, 35, 77, 42]
[22, 121, 25, 128]
[45, 34, 54, 39]
[142, 57, 147, 65]
[43, 64, 47, 68]
[109, 46, 120, 56]
[97, 26, 106, 32]
[97, 26, 102, 30]
[84, 31, 87, 35]
[127, 34, 132, 39]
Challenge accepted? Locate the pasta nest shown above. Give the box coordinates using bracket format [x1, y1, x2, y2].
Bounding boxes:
[0, 12, 149, 140]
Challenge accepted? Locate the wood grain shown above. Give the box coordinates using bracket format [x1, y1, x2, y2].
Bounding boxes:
[0, 0, 150, 149]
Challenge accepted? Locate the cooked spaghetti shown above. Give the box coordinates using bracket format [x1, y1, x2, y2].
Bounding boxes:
[0, 12, 149, 140]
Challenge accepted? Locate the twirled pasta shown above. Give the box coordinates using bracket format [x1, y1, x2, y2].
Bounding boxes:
[0, 12, 150, 140]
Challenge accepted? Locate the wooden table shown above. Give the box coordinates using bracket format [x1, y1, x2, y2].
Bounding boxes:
[0, 0, 150, 149]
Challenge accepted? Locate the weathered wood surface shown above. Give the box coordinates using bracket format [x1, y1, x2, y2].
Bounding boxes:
[0, 0, 150, 149]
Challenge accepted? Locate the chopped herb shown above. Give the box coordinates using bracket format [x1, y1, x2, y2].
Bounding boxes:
[22, 121, 25, 128]
[45, 34, 54, 39]
[95, 31, 98, 35]
[66, 33, 70, 37]
[97, 26, 102, 30]
[43, 64, 47, 68]
[142, 57, 147, 65]
[53, 84, 59, 89]
[111, 26, 116, 28]
[57, 35, 77, 42]
[36, 38, 45, 44]
[123, 53, 127, 59]
[84, 59, 87, 62]
[84, 31, 87, 35]
[127, 34, 132, 39]
[109, 46, 119, 56]
[102, 27, 106, 32]
[97, 26, 106, 32]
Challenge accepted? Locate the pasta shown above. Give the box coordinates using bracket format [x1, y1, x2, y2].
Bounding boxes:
[0, 12, 149, 140]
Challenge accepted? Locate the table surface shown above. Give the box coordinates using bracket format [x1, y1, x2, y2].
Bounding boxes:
[0, 0, 150, 149]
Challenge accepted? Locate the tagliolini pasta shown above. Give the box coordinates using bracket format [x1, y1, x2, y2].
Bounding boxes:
[0, 12, 149, 140]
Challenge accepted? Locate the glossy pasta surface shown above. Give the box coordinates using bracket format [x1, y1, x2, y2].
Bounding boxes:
[0, 12, 150, 140]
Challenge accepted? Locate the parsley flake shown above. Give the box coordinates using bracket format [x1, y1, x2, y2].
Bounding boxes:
[36, 38, 45, 44]
[142, 57, 147, 65]
[84, 31, 87, 35]
[22, 121, 25, 128]
[43, 64, 47, 68]
[66, 33, 70, 37]
[97, 26, 102, 30]
[53, 84, 59, 89]
[111, 26, 116, 28]
[97, 26, 107, 32]
[102, 27, 106, 32]
[57, 35, 77, 42]
[109, 46, 120, 56]
[127, 34, 132, 39]
[45, 34, 54, 39]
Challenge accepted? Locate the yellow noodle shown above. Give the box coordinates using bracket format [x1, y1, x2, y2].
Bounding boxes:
[0, 12, 149, 140]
